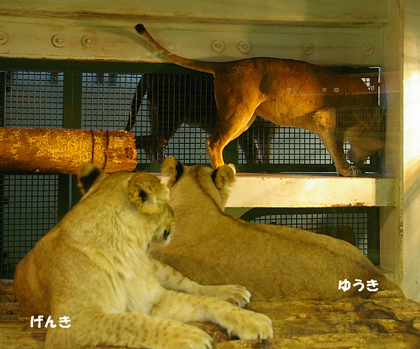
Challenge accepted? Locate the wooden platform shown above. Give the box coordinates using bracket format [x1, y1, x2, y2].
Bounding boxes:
[2, 280, 420, 349]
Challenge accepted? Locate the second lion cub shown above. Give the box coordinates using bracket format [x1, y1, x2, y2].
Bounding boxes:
[14, 164, 273, 349]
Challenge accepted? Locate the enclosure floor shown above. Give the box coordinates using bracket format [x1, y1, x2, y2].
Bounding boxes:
[2, 280, 420, 349]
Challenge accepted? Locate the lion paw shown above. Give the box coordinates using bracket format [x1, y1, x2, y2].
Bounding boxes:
[163, 326, 213, 349]
[201, 284, 251, 307]
[224, 309, 273, 340]
[338, 165, 362, 177]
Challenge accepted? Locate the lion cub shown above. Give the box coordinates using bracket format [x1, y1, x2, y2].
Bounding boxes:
[14, 164, 273, 349]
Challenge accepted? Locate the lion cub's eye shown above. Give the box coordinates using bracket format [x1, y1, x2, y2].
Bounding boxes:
[164, 230, 170, 239]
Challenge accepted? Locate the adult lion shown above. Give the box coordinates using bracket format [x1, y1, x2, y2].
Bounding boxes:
[135, 24, 384, 176]
[126, 73, 274, 164]
[150, 157, 403, 301]
[14, 164, 272, 349]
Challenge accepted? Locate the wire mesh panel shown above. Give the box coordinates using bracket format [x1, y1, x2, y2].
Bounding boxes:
[81, 71, 219, 165]
[1, 175, 58, 279]
[241, 207, 380, 264]
[4, 70, 64, 128]
[127, 68, 382, 171]
[127, 72, 217, 164]
[82, 72, 141, 130]
[0, 63, 384, 278]
[0, 69, 63, 279]
[238, 121, 334, 166]
[238, 110, 381, 169]
[79, 67, 382, 172]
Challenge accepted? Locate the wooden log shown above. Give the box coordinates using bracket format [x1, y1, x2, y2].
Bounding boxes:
[0, 127, 138, 174]
[0, 279, 16, 303]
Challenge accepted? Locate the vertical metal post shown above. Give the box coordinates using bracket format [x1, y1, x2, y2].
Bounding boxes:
[367, 207, 380, 265]
[0, 71, 4, 127]
[0, 71, 5, 274]
[63, 70, 83, 129]
[57, 70, 83, 220]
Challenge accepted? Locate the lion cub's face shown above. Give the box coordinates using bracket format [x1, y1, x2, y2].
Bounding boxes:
[78, 163, 174, 246]
[161, 156, 236, 211]
[128, 172, 175, 246]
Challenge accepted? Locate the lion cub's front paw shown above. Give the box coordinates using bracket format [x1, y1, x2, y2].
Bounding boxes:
[201, 284, 251, 307]
[164, 325, 213, 349]
[225, 309, 273, 341]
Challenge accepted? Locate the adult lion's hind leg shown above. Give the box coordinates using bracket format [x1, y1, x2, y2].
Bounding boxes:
[207, 81, 261, 168]
[206, 110, 257, 169]
[151, 290, 273, 340]
[45, 310, 213, 349]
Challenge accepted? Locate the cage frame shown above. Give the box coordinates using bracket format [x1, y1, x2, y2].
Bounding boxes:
[0, 58, 385, 278]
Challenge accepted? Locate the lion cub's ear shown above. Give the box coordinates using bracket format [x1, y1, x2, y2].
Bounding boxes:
[128, 173, 169, 215]
[77, 163, 103, 195]
[161, 156, 184, 188]
[212, 164, 236, 190]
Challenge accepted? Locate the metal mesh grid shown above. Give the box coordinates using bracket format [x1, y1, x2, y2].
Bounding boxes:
[3, 70, 64, 127]
[115, 69, 380, 171]
[0, 69, 63, 279]
[237, 110, 381, 167]
[237, 121, 335, 165]
[78, 69, 382, 171]
[1, 175, 58, 279]
[242, 207, 379, 263]
[126, 73, 217, 164]
[82, 72, 141, 130]
[0, 65, 383, 278]
[81, 72, 214, 164]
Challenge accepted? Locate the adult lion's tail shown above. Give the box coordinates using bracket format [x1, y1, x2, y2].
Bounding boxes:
[135, 24, 218, 75]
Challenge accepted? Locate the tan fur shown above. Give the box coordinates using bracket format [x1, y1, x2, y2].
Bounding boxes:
[151, 157, 404, 301]
[14, 164, 272, 349]
[135, 24, 384, 176]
